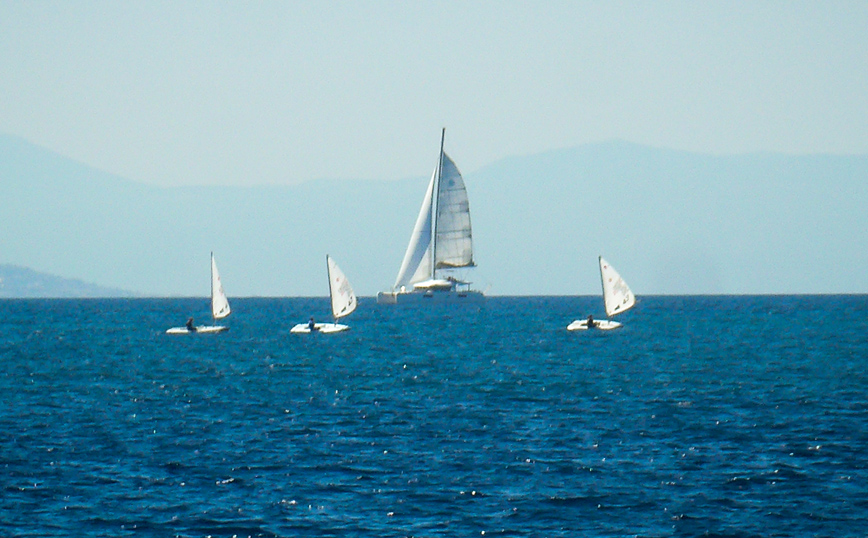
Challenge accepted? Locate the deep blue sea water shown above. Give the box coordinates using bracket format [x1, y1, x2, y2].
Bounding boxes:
[2, 296, 868, 537]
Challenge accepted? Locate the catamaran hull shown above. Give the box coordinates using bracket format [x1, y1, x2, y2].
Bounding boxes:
[290, 323, 350, 334]
[566, 319, 622, 331]
[377, 290, 485, 305]
[166, 325, 228, 334]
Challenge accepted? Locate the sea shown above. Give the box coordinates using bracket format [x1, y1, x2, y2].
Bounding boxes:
[2, 295, 867, 537]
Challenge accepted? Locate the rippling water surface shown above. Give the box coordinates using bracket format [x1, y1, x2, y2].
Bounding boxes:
[2, 296, 868, 537]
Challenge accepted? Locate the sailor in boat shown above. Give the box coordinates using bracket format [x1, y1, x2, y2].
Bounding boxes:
[186, 317, 197, 332]
[586, 314, 597, 329]
[308, 316, 318, 332]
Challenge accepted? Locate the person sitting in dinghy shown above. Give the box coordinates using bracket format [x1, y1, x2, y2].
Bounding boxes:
[586, 315, 597, 329]
[308, 317, 318, 332]
[186, 317, 197, 332]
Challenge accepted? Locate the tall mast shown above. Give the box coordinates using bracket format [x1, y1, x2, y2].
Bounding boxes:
[326, 254, 336, 322]
[598, 256, 607, 320]
[431, 127, 445, 280]
[210, 251, 215, 323]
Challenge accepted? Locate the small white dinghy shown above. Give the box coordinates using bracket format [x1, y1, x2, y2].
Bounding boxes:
[567, 256, 635, 331]
[167, 252, 231, 334]
[291, 255, 357, 334]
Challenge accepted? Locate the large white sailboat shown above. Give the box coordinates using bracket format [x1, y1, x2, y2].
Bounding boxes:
[567, 256, 635, 331]
[291, 255, 357, 334]
[377, 129, 484, 305]
[167, 252, 231, 334]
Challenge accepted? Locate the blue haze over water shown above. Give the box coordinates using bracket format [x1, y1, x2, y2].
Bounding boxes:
[2, 296, 867, 536]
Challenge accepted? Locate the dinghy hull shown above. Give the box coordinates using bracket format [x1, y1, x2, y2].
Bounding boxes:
[290, 323, 350, 334]
[166, 325, 228, 334]
[566, 319, 622, 331]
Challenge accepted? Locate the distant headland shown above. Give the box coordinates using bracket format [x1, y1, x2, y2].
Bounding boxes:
[0, 265, 135, 298]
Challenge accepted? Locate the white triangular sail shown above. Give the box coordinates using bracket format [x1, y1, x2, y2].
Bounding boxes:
[394, 170, 435, 289]
[599, 256, 634, 317]
[211, 253, 231, 320]
[434, 153, 474, 269]
[392, 129, 474, 289]
[328, 255, 357, 321]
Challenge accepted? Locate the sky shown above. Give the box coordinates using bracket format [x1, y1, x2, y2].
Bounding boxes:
[1, 1, 867, 189]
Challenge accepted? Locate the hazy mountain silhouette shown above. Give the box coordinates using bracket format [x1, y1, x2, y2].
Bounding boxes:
[0, 264, 134, 298]
[471, 142, 868, 295]
[2, 133, 866, 296]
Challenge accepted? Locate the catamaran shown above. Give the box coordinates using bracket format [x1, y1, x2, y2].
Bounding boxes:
[567, 256, 635, 331]
[291, 255, 357, 334]
[167, 252, 231, 334]
[377, 128, 484, 305]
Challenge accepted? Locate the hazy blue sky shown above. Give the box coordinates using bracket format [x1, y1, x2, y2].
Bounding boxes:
[2, 1, 866, 188]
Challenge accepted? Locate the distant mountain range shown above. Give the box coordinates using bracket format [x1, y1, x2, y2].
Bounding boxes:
[2, 133, 867, 296]
[0, 264, 134, 298]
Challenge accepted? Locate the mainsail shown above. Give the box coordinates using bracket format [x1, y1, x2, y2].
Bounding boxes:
[599, 256, 634, 317]
[211, 252, 231, 320]
[393, 129, 474, 289]
[328, 255, 357, 321]
[434, 153, 474, 269]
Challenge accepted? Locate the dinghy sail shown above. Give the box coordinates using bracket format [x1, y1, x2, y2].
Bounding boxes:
[600, 256, 635, 318]
[328, 255, 357, 322]
[378, 128, 483, 304]
[567, 256, 635, 331]
[211, 252, 231, 321]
